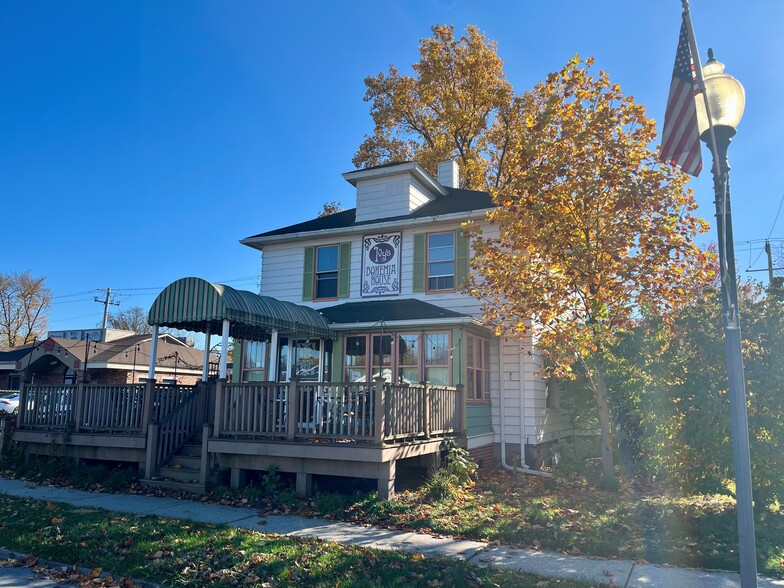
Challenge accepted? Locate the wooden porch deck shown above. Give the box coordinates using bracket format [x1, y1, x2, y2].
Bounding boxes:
[13, 378, 465, 498]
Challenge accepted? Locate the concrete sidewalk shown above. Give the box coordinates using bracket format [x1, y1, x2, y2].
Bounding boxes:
[1, 477, 782, 588]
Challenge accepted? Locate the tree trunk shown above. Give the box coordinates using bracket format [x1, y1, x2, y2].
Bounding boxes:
[592, 367, 615, 482]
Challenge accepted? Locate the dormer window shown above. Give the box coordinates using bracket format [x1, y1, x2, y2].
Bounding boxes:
[315, 244, 339, 300]
[427, 232, 455, 292]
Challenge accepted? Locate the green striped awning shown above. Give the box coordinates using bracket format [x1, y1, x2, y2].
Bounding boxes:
[147, 277, 333, 340]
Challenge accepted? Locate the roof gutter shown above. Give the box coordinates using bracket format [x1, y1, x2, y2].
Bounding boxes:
[328, 316, 485, 331]
[240, 209, 493, 250]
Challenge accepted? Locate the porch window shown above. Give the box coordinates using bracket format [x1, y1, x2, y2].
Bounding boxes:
[466, 334, 490, 401]
[396, 334, 419, 384]
[343, 331, 451, 385]
[427, 232, 455, 292]
[242, 340, 268, 382]
[345, 336, 367, 382]
[315, 244, 339, 300]
[371, 335, 393, 383]
[424, 333, 450, 386]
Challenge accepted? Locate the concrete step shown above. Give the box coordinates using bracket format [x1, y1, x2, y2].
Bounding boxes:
[140, 478, 206, 495]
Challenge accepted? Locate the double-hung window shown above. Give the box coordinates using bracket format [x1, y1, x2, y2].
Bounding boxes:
[315, 244, 339, 300]
[427, 232, 455, 292]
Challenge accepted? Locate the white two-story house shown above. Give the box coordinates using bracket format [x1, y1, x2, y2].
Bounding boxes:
[234, 160, 571, 483]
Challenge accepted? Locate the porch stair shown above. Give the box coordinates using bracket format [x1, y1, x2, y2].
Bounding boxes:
[141, 440, 207, 495]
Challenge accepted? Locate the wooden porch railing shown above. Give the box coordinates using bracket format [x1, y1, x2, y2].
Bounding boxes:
[19, 385, 77, 429]
[18, 382, 199, 436]
[216, 379, 464, 444]
[80, 385, 146, 433]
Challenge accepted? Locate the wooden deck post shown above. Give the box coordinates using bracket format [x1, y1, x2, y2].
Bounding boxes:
[200, 423, 213, 486]
[423, 383, 431, 439]
[377, 460, 396, 500]
[286, 377, 300, 440]
[17, 381, 27, 427]
[374, 377, 386, 444]
[144, 422, 158, 479]
[141, 379, 156, 436]
[73, 380, 85, 433]
[296, 472, 313, 498]
[213, 379, 224, 437]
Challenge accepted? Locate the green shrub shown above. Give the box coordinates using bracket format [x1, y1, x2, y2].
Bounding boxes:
[443, 444, 477, 486]
[422, 468, 459, 501]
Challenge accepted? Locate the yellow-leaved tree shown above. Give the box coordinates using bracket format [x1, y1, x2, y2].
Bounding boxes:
[466, 57, 714, 483]
[353, 25, 513, 191]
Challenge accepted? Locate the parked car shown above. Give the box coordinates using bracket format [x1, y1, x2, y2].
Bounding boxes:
[0, 393, 19, 415]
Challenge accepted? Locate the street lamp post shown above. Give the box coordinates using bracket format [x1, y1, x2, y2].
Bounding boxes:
[696, 49, 757, 587]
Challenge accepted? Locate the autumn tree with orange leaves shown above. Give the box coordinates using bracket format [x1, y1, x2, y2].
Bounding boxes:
[354, 25, 514, 191]
[466, 57, 714, 483]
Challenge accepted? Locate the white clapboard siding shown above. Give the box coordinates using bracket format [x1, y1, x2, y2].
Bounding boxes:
[355, 175, 435, 223]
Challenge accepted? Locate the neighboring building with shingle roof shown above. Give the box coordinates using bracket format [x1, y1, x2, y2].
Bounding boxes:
[0, 330, 218, 388]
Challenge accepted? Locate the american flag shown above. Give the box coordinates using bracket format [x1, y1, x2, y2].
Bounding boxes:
[659, 18, 702, 177]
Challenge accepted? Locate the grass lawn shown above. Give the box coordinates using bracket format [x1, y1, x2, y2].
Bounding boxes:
[0, 494, 593, 588]
[335, 470, 784, 579]
[4, 455, 783, 580]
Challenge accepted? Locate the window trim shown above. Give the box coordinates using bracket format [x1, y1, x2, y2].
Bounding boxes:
[425, 231, 456, 293]
[313, 243, 340, 301]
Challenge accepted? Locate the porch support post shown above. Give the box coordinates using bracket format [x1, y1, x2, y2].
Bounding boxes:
[230, 467, 246, 490]
[147, 325, 159, 380]
[423, 382, 431, 439]
[141, 379, 155, 431]
[455, 384, 466, 434]
[213, 378, 224, 437]
[18, 380, 27, 428]
[377, 460, 396, 501]
[201, 327, 211, 382]
[73, 379, 85, 433]
[200, 423, 213, 487]
[219, 319, 230, 380]
[269, 330, 279, 381]
[144, 422, 158, 479]
[286, 377, 300, 440]
[374, 377, 386, 444]
[296, 472, 313, 498]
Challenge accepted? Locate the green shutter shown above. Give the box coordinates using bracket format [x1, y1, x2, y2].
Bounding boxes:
[455, 231, 470, 289]
[338, 242, 351, 299]
[413, 234, 425, 292]
[302, 246, 314, 301]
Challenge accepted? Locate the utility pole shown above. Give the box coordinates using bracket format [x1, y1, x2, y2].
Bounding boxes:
[765, 240, 774, 284]
[94, 288, 121, 329]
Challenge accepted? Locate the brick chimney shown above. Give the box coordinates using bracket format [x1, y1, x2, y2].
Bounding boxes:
[437, 160, 460, 188]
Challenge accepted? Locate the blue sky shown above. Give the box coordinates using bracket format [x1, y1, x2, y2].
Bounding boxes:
[3, 0, 783, 337]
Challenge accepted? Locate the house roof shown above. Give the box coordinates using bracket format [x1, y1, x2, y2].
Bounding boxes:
[3, 334, 214, 374]
[0, 343, 38, 363]
[148, 277, 334, 340]
[319, 299, 468, 326]
[245, 187, 494, 240]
